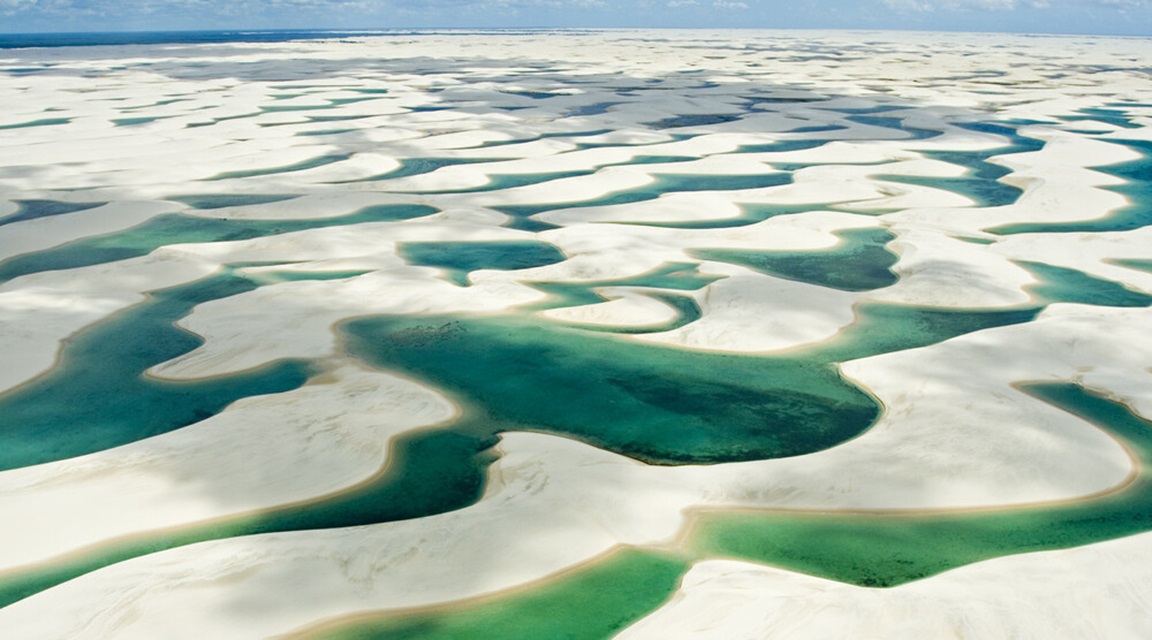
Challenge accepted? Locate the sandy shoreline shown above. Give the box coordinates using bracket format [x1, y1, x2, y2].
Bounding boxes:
[2, 28, 1152, 639]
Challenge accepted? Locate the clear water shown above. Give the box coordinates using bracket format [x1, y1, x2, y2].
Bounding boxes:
[493, 171, 792, 231]
[112, 116, 166, 126]
[0, 117, 70, 130]
[691, 383, 1152, 587]
[396, 240, 568, 286]
[0, 199, 105, 227]
[991, 139, 1152, 234]
[313, 383, 1152, 638]
[1113, 258, 1152, 275]
[311, 549, 690, 640]
[0, 269, 313, 471]
[1020, 260, 1152, 308]
[0, 203, 438, 283]
[345, 313, 881, 465]
[692, 227, 899, 292]
[0, 427, 497, 608]
[522, 261, 725, 311]
[302, 384, 1152, 637]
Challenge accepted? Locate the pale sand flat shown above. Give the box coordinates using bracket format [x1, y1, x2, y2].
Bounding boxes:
[0, 251, 218, 393]
[0, 200, 182, 262]
[0, 433, 703, 640]
[992, 228, 1152, 295]
[634, 272, 861, 353]
[539, 287, 682, 328]
[0, 361, 456, 571]
[615, 534, 1152, 640]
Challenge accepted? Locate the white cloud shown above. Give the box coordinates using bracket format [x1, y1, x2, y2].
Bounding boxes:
[712, 0, 748, 7]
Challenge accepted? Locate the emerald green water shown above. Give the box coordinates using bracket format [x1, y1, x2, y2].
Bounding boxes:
[297, 128, 358, 137]
[301, 385, 1152, 638]
[306, 114, 374, 123]
[397, 241, 567, 287]
[0, 199, 105, 227]
[801, 303, 1039, 363]
[1059, 107, 1142, 130]
[1113, 258, 1152, 274]
[869, 122, 1040, 208]
[1020, 261, 1152, 307]
[247, 269, 375, 283]
[494, 171, 792, 231]
[0, 204, 437, 283]
[0, 428, 496, 608]
[691, 227, 898, 292]
[259, 104, 339, 113]
[0, 117, 70, 130]
[0, 270, 312, 471]
[520, 261, 724, 325]
[735, 139, 827, 154]
[341, 299, 1043, 469]
[113, 116, 165, 126]
[579, 292, 703, 335]
[991, 139, 1152, 234]
[692, 383, 1152, 587]
[345, 314, 879, 465]
[650, 113, 743, 128]
[875, 172, 1023, 208]
[310, 550, 690, 640]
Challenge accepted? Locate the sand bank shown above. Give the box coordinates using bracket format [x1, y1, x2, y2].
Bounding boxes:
[2, 28, 1152, 639]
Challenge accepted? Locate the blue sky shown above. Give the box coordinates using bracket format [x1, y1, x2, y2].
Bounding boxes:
[0, 0, 1149, 35]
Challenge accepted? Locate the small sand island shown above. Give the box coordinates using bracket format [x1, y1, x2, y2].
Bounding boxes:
[1, 28, 1152, 639]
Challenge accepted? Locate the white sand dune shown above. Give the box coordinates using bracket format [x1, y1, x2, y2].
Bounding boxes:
[0, 361, 456, 571]
[615, 533, 1152, 640]
[2, 28, 1152, 640]
[0, 433, 701, 640]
